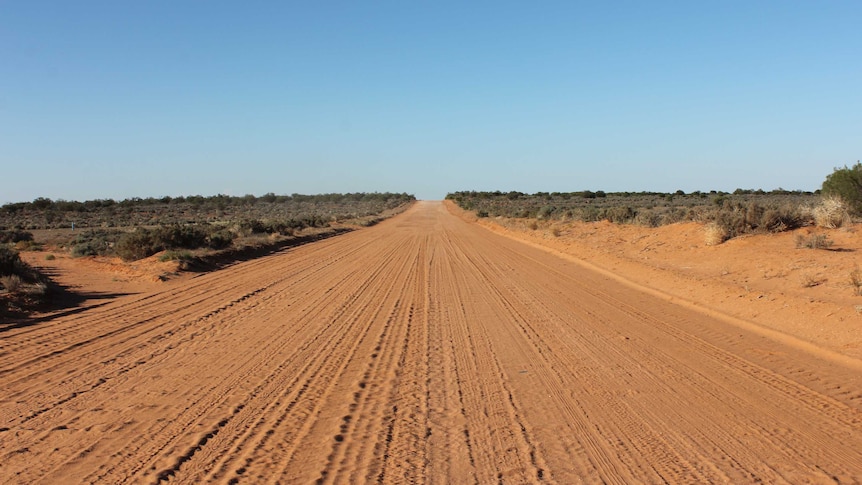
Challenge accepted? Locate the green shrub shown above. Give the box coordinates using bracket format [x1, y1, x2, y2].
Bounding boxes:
[71, 229, 123, 257]
[0, 246, 24, 275]
[153, 224, 208, 249]
[206, 230, 234, 249]
[116, 230, 158, 261]
[822, 162, 862, 214]
[0, 230, 33, 244]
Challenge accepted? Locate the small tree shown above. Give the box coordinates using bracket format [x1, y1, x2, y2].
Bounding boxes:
[822, 161, 862, 214]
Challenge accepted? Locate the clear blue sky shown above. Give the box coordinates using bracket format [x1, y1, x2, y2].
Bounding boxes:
[1, 1, 859, 202]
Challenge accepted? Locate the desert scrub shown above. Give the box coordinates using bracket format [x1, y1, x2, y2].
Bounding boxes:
[821, 162, 862, 215]
[447, 189, 817, 242]
[71, 229, 124, 257]
[795, 233, 833, 250]
[0, 246, 27, 275]
[0, 246, 49, 297]
[0, 192, 415, 230]
[116, 230, 158, 261]
[0, 229, 34, 244]
[851, 267, 862, 296]
[850, 266, 862, 296]
[800, 273, 823, 288]
[703, 222, 729, 246]
[159, 250, 193, 262]
[813, 196, 850, 228]
[1, 274, 23, 293]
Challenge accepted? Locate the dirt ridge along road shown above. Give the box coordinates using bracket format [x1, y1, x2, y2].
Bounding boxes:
[1, 200, 861, 483]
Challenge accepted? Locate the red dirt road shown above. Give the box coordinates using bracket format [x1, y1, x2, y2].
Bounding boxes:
[2, 201, 861, 483]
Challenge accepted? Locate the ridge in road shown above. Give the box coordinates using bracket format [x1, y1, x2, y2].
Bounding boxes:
[1, 200, 860, 483]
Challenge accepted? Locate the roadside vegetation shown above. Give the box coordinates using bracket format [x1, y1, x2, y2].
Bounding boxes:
[447, 164, 859, 245]
[13, 192, 414, 262]
[0, 192, 415, 231]
[1, 241, 50, 315]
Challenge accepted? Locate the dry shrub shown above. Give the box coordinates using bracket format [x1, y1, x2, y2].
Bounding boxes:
[813, 196, 850, 229]
[800, 273, 822, 288]
[704, 222, 728, 246]
[851, 267, 862, 296]
[1, 274, 23, 293]
[795, 233, 833, 250]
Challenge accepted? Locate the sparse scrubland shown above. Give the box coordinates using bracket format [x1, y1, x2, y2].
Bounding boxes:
[1, 192, 415, 231]
[448, 163, 862, 235]
[448, 177, 855, 246]
[0, 192, 415, 262]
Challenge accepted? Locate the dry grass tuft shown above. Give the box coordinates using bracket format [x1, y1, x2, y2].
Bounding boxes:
[704, 223, 728, 246]
[795, 233, 833, 250]
[1, 274, 23, 293]
[813, 196, 850, 229]
[800, 273, 822, 288]
[850, 266, 862, 296]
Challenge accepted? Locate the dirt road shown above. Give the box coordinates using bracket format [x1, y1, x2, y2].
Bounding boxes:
[2, 201, 861, 483]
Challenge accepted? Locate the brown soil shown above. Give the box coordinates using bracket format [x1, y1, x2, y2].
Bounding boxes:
[1, 201, 861, 483]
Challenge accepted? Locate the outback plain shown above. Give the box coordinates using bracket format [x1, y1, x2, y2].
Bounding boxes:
[1, 192, 861, 483]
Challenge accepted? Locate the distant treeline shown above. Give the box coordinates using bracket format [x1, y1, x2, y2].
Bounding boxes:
[447, 188, 818, 202]
[1, 192, 415, 215]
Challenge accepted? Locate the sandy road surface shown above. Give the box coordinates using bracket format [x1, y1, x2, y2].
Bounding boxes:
[2, 201, 861, 483]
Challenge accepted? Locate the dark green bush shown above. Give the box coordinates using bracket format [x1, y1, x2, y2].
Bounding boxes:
[116, 230, 158, 262]
[0, 246, 24, 276]
[71, 229, 123, 257]
[206, 230, 234, 249]
[0, 230, 34, 244]
[153, 225, 208, 249]
[822, 162, 862, 214]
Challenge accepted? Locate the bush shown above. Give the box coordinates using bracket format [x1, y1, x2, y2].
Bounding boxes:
[116, 230, 158, 261]
[71, 229, 123, 257]
[822, 162, 862, 214]
[704, 223, 728, 246]
[795, 233, 833, 250]
[851, 267, 862, 296]
[206, 230, 234, 249]
[0, 230, 34, 244]
[1, 274, 23, 293]
[0, 246, 25, 275]
[159, 250, 193, 262]
[813, 196, 850, 228]
[153, 225, 208, 250]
